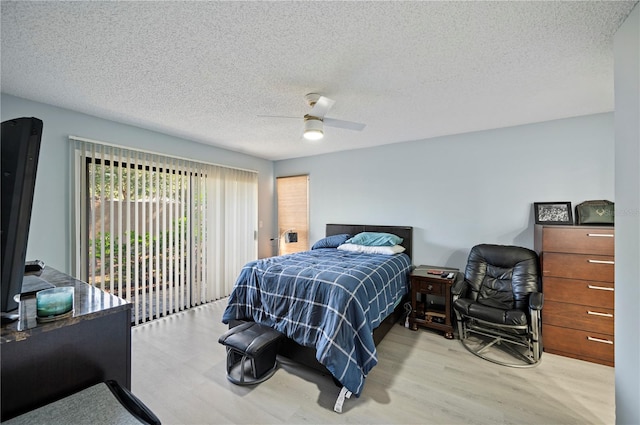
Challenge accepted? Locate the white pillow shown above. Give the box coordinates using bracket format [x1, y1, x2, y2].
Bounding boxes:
[337, 243, 406, 255]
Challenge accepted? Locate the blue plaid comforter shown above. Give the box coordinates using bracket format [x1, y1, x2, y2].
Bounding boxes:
[222, 248, 411, 396]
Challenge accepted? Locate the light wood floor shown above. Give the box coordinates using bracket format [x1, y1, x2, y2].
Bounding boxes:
[131, 300, 614, 424]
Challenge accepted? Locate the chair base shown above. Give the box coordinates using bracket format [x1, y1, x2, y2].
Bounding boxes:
[218, 322, 283, 386]
[226, 351, 278, 385]
[459, 320, 542, 368]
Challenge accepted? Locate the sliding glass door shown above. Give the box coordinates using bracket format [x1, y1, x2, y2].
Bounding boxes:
[72, 138, 257, 324]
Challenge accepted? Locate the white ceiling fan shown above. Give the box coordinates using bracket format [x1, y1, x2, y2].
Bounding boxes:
[260, 93, 366, 141]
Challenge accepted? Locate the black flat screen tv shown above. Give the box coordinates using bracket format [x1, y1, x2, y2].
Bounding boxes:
[1, 117, 43, 316]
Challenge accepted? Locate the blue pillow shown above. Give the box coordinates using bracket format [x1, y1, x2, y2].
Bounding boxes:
[345, 232, 403, 247]
[311, 233, 351, 249]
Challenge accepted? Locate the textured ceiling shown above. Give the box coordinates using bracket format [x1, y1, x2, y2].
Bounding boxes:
[1, 1, 636, 160]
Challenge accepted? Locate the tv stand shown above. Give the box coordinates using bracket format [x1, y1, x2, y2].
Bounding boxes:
[0, 267, 132, 421]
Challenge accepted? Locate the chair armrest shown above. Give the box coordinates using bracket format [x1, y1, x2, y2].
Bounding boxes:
[451, 275, 467, 296]
[105, 380, 161, 425]
[529, 292, 544, 310]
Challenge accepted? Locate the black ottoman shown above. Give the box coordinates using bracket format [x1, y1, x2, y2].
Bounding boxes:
[218, 322, 283, 385]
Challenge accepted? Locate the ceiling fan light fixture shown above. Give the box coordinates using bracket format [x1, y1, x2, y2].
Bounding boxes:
[303, 118, 324, 141]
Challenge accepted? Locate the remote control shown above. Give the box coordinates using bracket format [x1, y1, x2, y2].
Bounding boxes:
[25, 259, 45, 273]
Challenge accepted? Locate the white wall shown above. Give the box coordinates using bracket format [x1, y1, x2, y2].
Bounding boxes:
[275, 113, 614, 270]
[614, 4, 639, 424]
[1, 94, 276, 274]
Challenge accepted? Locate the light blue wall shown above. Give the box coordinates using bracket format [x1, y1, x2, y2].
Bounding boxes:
[1, 94, 276, 274]
[3, 94, 614, 276]
[614, 3, 639, 424]
[275, 113, 614, 270]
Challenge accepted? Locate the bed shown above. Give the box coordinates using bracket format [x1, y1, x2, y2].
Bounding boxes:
[222, 224, 413, 399]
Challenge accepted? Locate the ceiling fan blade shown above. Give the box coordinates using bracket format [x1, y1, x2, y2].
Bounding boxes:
[256, 114, 300, 119]
[309, 95, 335, 118]
[323, 117, 366, 131]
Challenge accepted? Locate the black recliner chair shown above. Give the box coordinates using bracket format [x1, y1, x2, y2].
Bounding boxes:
[452, 244, 543, 367]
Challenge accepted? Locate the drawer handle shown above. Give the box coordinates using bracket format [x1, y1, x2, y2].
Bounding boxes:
[588, 285, 614, 291]
[587, 336, 613, 345]
[427, 285, 433, 291]
[587, 233, 614, 238]
[588, 259, 615, 265]
[587, 310, 613, 318]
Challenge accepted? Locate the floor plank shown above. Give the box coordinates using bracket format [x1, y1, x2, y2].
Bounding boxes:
[132, 300, 614, 424]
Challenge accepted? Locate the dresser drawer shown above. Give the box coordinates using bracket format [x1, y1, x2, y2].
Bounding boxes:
[542, 252, 614, 282]
[544, 325, 614, 364]
[543, 300, 614, 334]
[413, 279, 445, 296]
[541, 226, 614, 255]
[543, 277, 614, 309]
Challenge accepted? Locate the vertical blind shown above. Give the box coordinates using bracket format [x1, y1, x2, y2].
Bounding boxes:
[71, 137, 258, 324]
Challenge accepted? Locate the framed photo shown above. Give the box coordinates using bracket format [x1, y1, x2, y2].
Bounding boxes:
[534, 202, 573, 225]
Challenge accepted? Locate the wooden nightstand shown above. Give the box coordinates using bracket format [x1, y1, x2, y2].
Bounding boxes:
[409, 265, 458, 339]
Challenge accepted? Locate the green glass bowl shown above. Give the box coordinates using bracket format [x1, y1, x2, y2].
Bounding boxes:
[36, 287, 74, 317]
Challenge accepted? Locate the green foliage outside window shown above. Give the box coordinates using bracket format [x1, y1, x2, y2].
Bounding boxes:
[87, 162, 204, 300]
[89, 219, 190, 295]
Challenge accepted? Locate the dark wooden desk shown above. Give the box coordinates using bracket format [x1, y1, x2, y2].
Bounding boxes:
[1, 267, 132, 421]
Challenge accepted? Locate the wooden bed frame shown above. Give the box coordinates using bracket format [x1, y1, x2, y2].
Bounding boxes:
[276, 224, 414, 374]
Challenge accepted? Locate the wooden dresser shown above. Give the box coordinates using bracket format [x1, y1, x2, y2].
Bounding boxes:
[1, 267, 132, 421]
[534, 225, 614, 366]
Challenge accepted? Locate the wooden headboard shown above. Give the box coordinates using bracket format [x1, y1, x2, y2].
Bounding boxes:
[326, 224, 413, 260]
